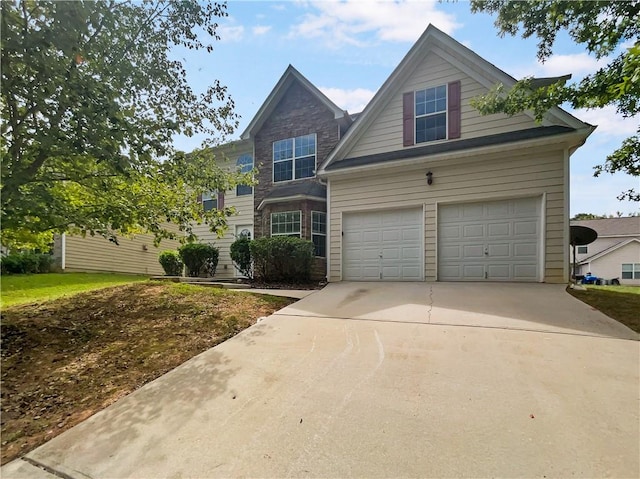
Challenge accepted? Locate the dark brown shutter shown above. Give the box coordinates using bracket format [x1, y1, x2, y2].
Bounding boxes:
[402, 91, 415, 146]
[217, 192, 225, 209]
[196, 193, 202, 203]
[448, 80, 461, 139]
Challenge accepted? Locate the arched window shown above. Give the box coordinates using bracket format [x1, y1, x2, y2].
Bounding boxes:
[236, 154, 253, 196]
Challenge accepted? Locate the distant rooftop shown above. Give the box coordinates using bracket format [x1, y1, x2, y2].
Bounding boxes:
[570, 217, 640, 237]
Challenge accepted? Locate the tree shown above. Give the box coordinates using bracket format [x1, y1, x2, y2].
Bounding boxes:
[470, 1, 640, 202]
[570, 213, 606, 221]
[1, 0, 249, 249]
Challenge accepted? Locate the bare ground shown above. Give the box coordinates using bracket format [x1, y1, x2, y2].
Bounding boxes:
[0, 281, 295, 465]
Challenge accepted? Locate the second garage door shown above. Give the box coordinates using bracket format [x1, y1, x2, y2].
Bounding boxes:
[438, 197, 541, 282]
[343, 208, 423, 281]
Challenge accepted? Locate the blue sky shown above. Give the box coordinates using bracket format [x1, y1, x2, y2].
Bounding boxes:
[174, 0, 639, 217]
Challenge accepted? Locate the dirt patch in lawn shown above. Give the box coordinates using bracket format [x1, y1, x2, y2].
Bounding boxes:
[0, 282, 295, 465]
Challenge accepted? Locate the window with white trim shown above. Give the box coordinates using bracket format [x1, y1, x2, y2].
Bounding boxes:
[202, 192, 217, 211]
[577, 246, 588, 254]
[236, 154, 253, 196]
[273, 134, 316, 182]
[271, 211, 301, 237]
[415, 85, 447, 143]
[311, 211, 326, 257]
[621, 263, 640, 279]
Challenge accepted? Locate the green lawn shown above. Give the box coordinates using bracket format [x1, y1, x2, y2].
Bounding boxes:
[568, 284, 640, 333]
[0, 273, 148, 308]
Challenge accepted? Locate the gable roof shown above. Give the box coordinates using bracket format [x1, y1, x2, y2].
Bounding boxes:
[241, 65, 348, 140]
[317, 24, 593, 174]
[578, 238, 640, 265]
[571, 217, 640, 237]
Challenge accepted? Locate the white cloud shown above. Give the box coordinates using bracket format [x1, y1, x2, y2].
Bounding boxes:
[252, 25, 272, 36]
[513, 52, 609, 79]
[218, 24, 245, 42]
[575, 106, 639, 136]
[320, 87, 376, 113]
[290, 0, 460, 48]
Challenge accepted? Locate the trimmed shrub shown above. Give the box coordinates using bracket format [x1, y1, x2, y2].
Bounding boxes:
[250, 236, 314, 283]
[230, 236, 253, 279]
[158, 250, 183, 276]
[0, 252, 52, 274]
[178, 243, 219, 277]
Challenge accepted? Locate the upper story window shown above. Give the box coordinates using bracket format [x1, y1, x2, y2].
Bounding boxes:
[403, 80, 460, 147]
[415, 85, 447, 143]
[202, 191, 217, 211]
[236, 154, 253, 196]
[273, 134, 316, 182]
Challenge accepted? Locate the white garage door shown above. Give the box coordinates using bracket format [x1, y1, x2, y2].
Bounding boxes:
[343, 208, 423, 281]
[438, 197, 540, 282]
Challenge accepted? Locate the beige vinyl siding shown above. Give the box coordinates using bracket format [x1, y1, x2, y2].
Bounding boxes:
[328, 146, 567, 283]
[192, 191, 253, 280]
[345, 52, 536, 159]
[63, 230, 181, 276]
[191, 141, 254, 279]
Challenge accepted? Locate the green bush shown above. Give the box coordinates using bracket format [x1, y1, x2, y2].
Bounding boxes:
[230, 236, 253, 279]
[1, 252, 52, 274]
[250, 236, 314, 283]
[178, 243, 219, 277]
[158, 250, 183, 276]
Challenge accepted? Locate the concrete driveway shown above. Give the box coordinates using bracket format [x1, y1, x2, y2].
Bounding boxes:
[4, 282, 639, 478]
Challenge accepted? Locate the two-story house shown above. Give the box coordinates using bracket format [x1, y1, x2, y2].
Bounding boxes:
[58, 24, 594, 284]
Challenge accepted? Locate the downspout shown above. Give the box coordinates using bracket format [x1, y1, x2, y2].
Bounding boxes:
[61, 233, 66, 271]
[563, 146, 570, 283]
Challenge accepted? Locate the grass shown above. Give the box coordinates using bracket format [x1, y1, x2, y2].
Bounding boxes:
[0, 272, 148, 308]
[0, 281, 295, 464]
[567, 284, 640, 333]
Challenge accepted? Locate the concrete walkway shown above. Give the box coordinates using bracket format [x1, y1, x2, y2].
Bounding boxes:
[3, 282, 638, 478]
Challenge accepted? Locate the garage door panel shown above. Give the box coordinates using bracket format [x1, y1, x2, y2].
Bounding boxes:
[463, 224, 484, 238]
[487, 222, 510, 237]
[343, 208, 423, 281]
[488, 243, 510, 258]
[402, 228, 421, 241]
[486, 202, 510, 217]
[402, 246, 421, 259]
[438, 197, 540, 282]
[514, 264, 537, 280]
[488, 264, 510, 280]
[463, 244, 484, 258]
[462, 264, 485, 279]
[382, 230, 400, 242]
[515, 221, 537, 235]
[462, 204, 484, 218]
[514, 242, 537, 257]
[514, 197, 538, 214]
[441, 225, 461, 239]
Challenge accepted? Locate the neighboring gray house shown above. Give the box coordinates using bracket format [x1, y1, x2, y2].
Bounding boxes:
[571, 217, 640, 285]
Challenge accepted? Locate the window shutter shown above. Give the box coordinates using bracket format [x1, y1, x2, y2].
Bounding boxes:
[217, 192, 225, 209]
[196, 193, 202, 203]
[448, 80, 461, 139]
[402, 92, 414, 146]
